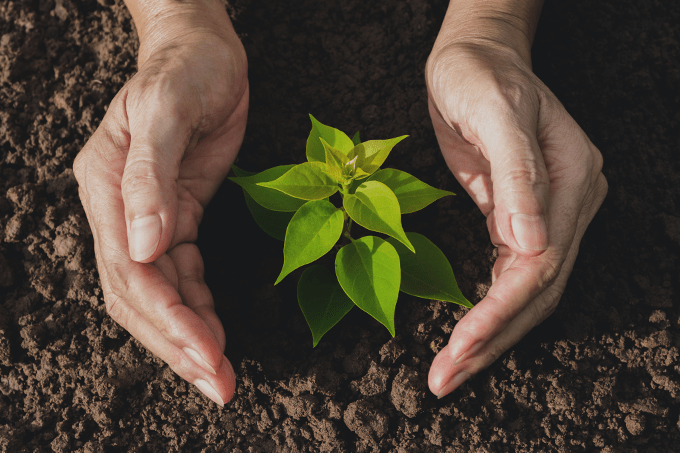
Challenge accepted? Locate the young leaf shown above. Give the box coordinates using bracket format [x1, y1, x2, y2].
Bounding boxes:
[367, 168, 454, 214]
[322, 165, 344, 184]
[258, 162, 340, 200]
[243, 191, 294, 241]
[344, 181, 415, 252]
[306, 114, 355, 162]
[347, 135, 408, 175]
[347, 172, 371, 194]
[231, 164, 256, 177]
[335, 236, 401, 336]
[276, 199, 344, 284]
[229, 165, 307, 212]
[321, 138, 349, 169]
[351, 131, 361, 146]
[353, 167, 371, 180]
[385, 232, 473, 308]
[298, 265, 354, 347]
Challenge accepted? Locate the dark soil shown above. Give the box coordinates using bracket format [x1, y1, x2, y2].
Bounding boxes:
[1, 0, 679, 451]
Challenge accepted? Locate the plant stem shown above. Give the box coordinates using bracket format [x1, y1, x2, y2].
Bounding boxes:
[343, 217, 354, 241]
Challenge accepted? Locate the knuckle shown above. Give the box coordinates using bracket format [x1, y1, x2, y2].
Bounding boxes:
[539, 254, 562, 288]
[583, 173, 608, 218]
[177, 199, 204, 240]
[121, 164, 164, 197]
[73, 151, 87, 184]
[178, 272, 204, 288]
[189, 198, 205, 227]
[103, 260, 132, 304]
[483, 343, 505, 366]
[156, 305, 185, 341]
[591, 146, 604, 176]
[531, 287, 563, 323]
[104, 293, 130, 329]
[165, 346, 191, 375]
[501, 161, 550, 192]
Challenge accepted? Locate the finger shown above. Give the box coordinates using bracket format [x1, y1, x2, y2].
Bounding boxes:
[102, 290, 235, 405]
[121, 82, 198, 263]
[430, 169, 607, 398]
[474, 87, 550, 255]
[168, 243, 227, 352]
[76, 111, 232, 402]
[429, 249, 561, 397]
[97, 246, 234, 403]
[154, 253, 179, 291]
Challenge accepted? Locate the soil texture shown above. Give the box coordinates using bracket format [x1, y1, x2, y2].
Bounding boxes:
[1, 0, 680, 451]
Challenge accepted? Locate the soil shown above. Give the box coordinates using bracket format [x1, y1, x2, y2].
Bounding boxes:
[1, 0, 679, 451]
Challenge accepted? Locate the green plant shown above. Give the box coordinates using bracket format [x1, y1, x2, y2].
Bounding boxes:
[230, 115, 472, 346]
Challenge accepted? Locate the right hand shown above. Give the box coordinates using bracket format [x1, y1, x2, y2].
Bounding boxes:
[73, 1, 248, 406]
[424, 29, 607, 397]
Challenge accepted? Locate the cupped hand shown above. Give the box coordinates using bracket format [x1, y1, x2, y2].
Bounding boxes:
[73, 3, 248, 406]
[426, 39, 607, 398]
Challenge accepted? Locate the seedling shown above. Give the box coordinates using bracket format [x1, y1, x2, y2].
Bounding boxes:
[230, 115, 472, 346]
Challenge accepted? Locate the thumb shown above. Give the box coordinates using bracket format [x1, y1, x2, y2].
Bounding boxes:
[481, 100, 550, 255]
[121, 95, 190, 263]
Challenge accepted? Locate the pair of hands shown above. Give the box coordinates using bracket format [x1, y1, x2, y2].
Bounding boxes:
[73, 1, 606, 405]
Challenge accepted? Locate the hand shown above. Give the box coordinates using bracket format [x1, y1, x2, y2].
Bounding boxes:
[73, 1, 248, 406]
[426, 37, 607, 397]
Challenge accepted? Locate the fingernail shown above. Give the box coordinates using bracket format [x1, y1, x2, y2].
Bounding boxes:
[221, 357, 236, 382]
[452, 352, 467, 366]
[129, 214, 161, 261]
[194, 379, 224, 407]
[437, 371, 470, 399]
[511, 214, 548, 251]
[449, 340, 482, 366]
[221, 358, 237, 403]
[183, 348, 217, 375]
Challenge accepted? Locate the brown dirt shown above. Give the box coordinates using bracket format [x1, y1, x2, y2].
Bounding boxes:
[1, 0, 679, 451]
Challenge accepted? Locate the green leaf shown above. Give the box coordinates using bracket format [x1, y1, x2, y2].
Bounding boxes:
[344, 181, 414, 252]
[243, 191, 294, 241]
[298, 265, 354, 347]
[347, 173, 370, 194]
[367, 169, 454, 214]
[229, 165, 307, 212]
[258, 162, 340, 200]
[231, 164, 256, 177]
[335, 236, 400, 336]
[306, 114, 355, 162]
[276, 199, 344, 284]
[347, 135, 408, 175]
[351, 131, 361, 146]
[321, 138, 349, 169]
[322, 165, 344, 184]
[386, 232, 473, 308]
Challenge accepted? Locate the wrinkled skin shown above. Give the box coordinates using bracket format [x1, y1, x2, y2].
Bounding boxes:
[426, 39, 607, 397]
[74, 7, 248, 406]
[74, 0, 607, 405]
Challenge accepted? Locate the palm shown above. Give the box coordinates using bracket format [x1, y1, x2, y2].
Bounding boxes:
[75, 29, 249, 405]
[425, 45, 606, 397]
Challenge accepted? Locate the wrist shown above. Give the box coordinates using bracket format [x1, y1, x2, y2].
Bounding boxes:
[431, 0, 543, 66]
[124, 0, 239, 65]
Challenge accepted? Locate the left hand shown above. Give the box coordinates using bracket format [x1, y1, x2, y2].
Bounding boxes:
[74, 0, 249, 406]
